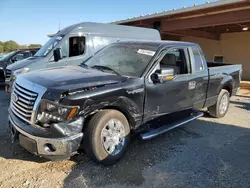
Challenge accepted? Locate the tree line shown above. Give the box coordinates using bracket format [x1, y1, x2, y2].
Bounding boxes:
[0, 40, 42, 53]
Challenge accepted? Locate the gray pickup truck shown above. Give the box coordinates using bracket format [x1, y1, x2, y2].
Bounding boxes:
[0, 48, 39, 86]
[9, 41, 242, 165]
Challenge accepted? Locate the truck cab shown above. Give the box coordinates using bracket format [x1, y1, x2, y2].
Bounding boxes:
[8, 41, 241, 165]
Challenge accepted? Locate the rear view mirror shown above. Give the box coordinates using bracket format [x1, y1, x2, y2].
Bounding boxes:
[151, 68, 175, 83]
[53, 48, 62, 62]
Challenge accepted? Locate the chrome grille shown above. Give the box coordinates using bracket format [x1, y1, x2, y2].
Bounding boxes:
[5, 69, 12, 82]
[10, 82, 38, 122]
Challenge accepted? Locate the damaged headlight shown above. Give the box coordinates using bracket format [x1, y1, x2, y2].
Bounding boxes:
[37, 99, 79, 125]
[52, 117, 84, 136]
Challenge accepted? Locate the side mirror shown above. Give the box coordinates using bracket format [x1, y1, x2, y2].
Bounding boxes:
[151, 68, 175, 83]
[11, 58, 17, 63]
[53, 48, 62, 62]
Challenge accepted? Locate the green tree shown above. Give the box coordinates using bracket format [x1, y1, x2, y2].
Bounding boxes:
[0, 40, 42, 53]
[3, 40, 19, 52]
[0, 45, 3, 53]
[20, 45, 28, 49]
[0, 42, 3, 53]
[28, 44, 42, 48]
[0, 41, 4, 53]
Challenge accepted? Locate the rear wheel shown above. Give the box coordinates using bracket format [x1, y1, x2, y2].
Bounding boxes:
[84, 110, 130, 166]
[208, 89, 230, 118]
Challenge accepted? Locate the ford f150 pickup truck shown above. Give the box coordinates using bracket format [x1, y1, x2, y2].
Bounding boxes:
[8, 41, 242, 165]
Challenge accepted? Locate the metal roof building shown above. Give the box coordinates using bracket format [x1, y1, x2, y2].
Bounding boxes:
[114, 0, 250, 80]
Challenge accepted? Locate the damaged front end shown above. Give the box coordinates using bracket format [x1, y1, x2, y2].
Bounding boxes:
[8, 71, 134, 160]
[9, 93, 86, 160]
[9, 81, 117, 160]
[9, 109, 84, 160]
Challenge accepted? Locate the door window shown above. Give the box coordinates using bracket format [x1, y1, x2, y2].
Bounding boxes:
[159, 48, 190, 75]
[11, 51, 32, 62]
[69, 36, 85, 57]
[60, 39, 68, 58]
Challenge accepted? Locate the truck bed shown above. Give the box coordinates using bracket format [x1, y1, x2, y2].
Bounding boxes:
[207, 62, 241, 79]
[207, 61, 233, 67]
[205, 61, 242, 108]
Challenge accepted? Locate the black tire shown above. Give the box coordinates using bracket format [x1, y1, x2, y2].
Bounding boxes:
[84, 110, 130, 166]
[208, 89, 230, 118]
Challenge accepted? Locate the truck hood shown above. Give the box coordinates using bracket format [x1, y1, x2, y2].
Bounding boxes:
[7, 56, 42, 70]
[21, 66, 127, 93]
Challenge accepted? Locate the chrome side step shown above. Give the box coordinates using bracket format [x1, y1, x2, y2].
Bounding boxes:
[140, 112, 204, 140]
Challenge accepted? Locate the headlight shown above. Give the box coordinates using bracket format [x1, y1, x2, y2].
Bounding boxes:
[37, 99, 79, 124]
[13, 68, 30, 78]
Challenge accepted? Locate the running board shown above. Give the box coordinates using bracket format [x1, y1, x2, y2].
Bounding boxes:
[140, 112, 204, 140]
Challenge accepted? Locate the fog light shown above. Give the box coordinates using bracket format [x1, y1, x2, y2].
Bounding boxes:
[44, 143, 56, 152]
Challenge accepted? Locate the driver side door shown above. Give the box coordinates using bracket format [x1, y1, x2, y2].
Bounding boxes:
[143, 47, 196, 122]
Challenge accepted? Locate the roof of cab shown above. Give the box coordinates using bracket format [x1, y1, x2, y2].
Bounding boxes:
[116, 40, 198, 48]
[56, 22, 161, 40]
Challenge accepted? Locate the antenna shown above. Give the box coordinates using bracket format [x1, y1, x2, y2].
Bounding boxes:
[58, 20, 61, 31]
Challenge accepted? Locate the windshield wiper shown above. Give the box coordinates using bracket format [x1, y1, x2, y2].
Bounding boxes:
[80, 63, 88, 68]
[91, 65, 121, 76]
[80, 56, 93, 68]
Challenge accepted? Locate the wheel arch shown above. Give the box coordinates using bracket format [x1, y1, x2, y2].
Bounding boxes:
[220, 75, 233, 97]
[83, 105, 138, 130]
[222, 85, 232, 96]
[101, 106, 137, 129]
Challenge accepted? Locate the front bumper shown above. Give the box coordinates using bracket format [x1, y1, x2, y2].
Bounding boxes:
[9, 114, 83, 160]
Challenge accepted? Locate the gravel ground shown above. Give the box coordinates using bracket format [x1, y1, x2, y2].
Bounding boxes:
[0, 89, 249, 188]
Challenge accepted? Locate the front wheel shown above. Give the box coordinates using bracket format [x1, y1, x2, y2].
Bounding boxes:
[208, 89, 230, 118]
[84, 110, 130, 166]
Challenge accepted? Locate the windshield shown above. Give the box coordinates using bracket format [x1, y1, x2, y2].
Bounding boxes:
[35, 35, 63, 57]
[0, 51, 16, 61]
[83, 43, 157, 77]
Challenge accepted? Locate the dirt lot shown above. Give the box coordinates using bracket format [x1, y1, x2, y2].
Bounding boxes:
[0, 90, 249, 188]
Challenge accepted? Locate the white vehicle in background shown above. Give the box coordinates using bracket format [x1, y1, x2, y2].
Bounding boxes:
[5, 22, 161, 92]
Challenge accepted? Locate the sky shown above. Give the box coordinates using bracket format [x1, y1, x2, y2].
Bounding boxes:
[0, 0, 212, 45]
